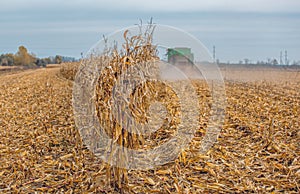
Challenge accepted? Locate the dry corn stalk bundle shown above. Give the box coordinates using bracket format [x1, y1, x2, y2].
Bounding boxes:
[89, 25, 187, 190]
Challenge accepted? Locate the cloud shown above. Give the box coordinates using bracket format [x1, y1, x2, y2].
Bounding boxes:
[2, 0, 300, 13]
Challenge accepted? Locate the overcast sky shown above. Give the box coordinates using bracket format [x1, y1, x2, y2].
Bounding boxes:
[2, 0, 300, 12]
[1, 0, 300, 62]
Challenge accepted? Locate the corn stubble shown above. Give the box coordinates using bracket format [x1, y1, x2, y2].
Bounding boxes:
[0, 29, 299, 193]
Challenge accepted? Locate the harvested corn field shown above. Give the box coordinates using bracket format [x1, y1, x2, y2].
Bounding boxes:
[0, 64, 299, 193]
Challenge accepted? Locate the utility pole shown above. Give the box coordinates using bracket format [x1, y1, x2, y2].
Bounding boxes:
[285, 50, 288, 65]
[213, 45, 216, 63]
[280, 51, 283, 65]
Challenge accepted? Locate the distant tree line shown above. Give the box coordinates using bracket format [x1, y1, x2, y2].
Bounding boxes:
[218, 58, 300, 67]
[0, 46, 77, 67]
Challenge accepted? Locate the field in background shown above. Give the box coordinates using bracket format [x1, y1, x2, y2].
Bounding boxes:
[0, 66, 23, 75]
[220, 65, 300, 82]
[0, 65, 46, 76]
[0, 64, 299, 193]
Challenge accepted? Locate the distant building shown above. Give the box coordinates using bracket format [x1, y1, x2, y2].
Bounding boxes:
[167, 47, 194, 66]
